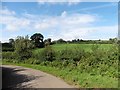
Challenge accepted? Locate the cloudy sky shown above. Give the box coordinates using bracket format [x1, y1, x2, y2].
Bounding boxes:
[1, 1, 118, 42]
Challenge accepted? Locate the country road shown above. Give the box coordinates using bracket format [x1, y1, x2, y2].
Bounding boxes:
[2, 65, 75, 88]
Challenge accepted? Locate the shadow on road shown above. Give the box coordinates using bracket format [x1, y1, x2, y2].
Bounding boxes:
[2, 66, 43, 89]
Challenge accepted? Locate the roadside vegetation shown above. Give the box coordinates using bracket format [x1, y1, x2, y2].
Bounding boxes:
[2, 33, 119, 88]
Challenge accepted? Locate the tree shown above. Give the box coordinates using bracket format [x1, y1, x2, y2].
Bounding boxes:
[44, 38, 52, 46]
[57, 39, 66, 43]
[77, 39, 80, 42]
[9, 38, 14, 45]
[109, 38, 118, 44]
[47, 38, 51, 43]
[30, 33, 44, 48]
[9, 38, 15, 48]
[15, 36, 33, 60]
[72, 39, 77, 43]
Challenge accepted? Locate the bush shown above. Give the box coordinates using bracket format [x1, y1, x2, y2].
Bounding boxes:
[40, 46, 55, 61]
[14, 36, 33, 60]
[72, 47, 85, 62]
[2, 47, 14, 52]
[15, 50, 32, 60]
[2, 59, 20, 63]
[58, 49, 73, 61]
[2, 52, 15, 59]
[2, 43, 14, 52]
[74, 44, 118, 78]
[56, 47, 85, 62]
[50, 60, 62, 68]
[40, 61, 50, 66]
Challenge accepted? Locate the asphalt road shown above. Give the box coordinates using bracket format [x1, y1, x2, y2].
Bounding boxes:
[2, 65, 75, 89]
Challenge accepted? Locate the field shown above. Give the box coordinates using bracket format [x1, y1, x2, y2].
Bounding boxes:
[2, 43, 119, 88]
[34, 44, 114, 53]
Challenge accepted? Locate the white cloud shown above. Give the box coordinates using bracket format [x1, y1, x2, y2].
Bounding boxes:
[61, 11, 67, 17]
[1, 8, 31, 32]
[67, 0, 82, 5]
[61, 14, 96, 25]
[1, 8, 117, 42]
[48, 25, 117, 40]
[1, 15, 30, 31]
[0, 8, 16, 15]
[79, 3, 117, 11]
[60, 28, 90, 40]
[35, 23, 51, 30]
[37, 12, 96, 32]
[37, 0, 81, 5]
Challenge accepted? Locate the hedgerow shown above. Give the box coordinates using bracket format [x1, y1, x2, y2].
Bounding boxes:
[2, 44, 118, 78]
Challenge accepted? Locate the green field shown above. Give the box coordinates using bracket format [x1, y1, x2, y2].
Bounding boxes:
[34, 44, 115, 53]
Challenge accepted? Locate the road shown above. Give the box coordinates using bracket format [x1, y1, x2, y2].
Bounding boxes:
[2, 65, 75, 88]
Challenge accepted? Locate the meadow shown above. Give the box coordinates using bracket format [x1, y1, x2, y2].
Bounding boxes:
[2, 43, 119, 88]
[34, 44, 114, 52]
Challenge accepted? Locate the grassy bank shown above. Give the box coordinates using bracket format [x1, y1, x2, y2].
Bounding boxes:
[2, 61, 118, 88]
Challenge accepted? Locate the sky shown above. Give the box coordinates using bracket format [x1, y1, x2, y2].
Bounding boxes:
[0, 1, 118, 42]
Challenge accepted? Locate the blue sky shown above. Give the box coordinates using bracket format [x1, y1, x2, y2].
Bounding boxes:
[1, 1, 118, 42]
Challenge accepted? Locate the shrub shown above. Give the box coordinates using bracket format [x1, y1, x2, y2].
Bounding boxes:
[50, 60, 62, 68]
[2, 59, 19, 63]
[40, 46, 55, 61]
[56, 46, 85, 63]
[40, 61, 50, 66]
[2, 43, 14, 52]
[2, 52, 15, 59]
[75, 44, 118, 78]
[72, 47, 85, 62]
[14, 36, 33, 60]
[2, 47, 14, 52]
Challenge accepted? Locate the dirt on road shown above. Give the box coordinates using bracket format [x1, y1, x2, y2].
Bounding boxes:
[2, 65, 75, 89]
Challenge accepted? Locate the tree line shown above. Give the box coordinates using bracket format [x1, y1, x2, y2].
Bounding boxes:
[2, 33, 119, 52]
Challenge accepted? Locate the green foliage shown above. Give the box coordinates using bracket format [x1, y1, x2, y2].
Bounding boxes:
[52, 38, 117, 44]
[58, 48, 73, 61]
[76, 44, 118, 78]
[50, 60, 63, 68]
[32, 50, 42, 61]
[2, 59, 20, 63]
[41, 46, 55, 61]
[3, 43, 118, 88]
[2, 43, 14, 52]
[55, 46, 85, 63]
[30, 33, 44, 48]
[2, 52, 15, 59]
[40, 61, 50, 66]
[9, 43, 118, 79]
[14, 36, 33, 60]
[24, 58, 41, 64]
[32, 46, 55, 62]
